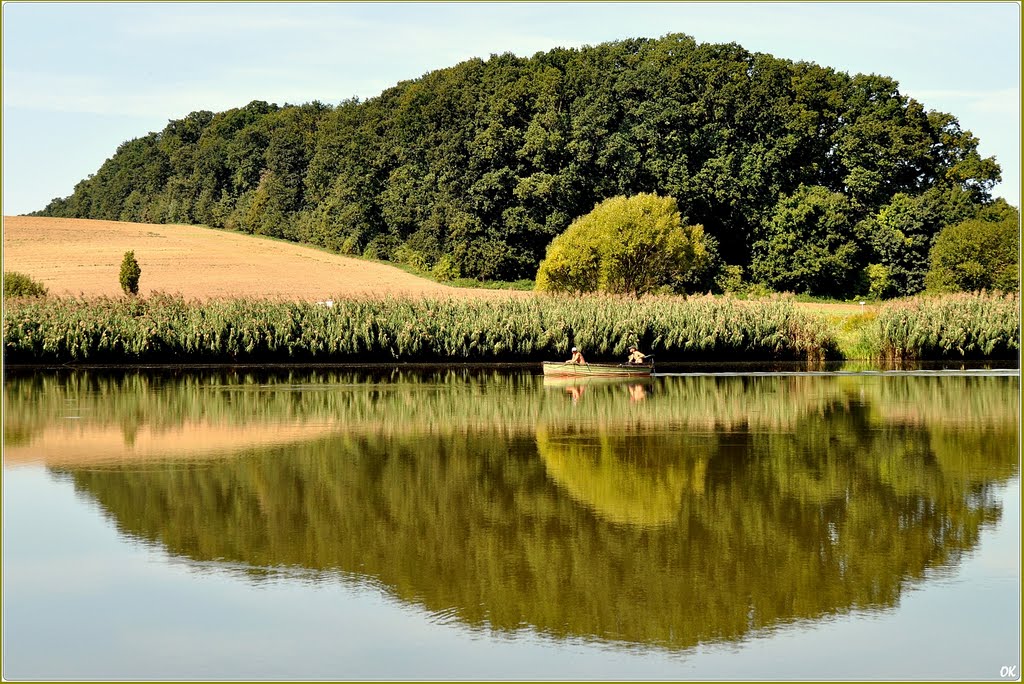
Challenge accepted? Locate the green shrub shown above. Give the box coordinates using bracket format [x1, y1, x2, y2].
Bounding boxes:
[432, 254, 461, 281]
[535, 193, 714, 296]
[866, 263, 895, 299]
[743, 282, 775, 299]
[119, 251, 142, 295]
[340, 234, 362, 256]
[363, 234, 400, 261]
[3, 271, 48, 298]
[394, 244, 431, 271]
[713, 264, 745, 294]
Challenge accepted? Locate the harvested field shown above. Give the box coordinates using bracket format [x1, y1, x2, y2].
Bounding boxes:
[2, 216, 524, 301]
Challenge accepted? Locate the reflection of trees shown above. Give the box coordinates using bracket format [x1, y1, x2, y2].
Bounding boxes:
[56, 380, 1017, 652]
[536, 427, 711, 527]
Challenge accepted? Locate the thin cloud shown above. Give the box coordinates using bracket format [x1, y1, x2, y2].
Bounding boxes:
[5, 70, 255, 118]
[114, 11, 327, 39]
[911, 88, 1020, 115]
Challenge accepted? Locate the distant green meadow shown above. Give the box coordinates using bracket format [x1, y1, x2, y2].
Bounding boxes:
[3, 292, 1018, 365]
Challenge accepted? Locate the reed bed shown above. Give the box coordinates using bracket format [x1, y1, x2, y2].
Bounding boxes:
[3, 371, 871, 442]
[864, 292, 1020, 361]
[3, 294, 837, 364]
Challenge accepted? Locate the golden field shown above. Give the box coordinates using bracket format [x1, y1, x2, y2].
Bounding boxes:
[1, 216, 521, 301]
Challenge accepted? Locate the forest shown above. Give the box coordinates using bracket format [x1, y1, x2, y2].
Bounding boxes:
[34, 33, 1013, 298]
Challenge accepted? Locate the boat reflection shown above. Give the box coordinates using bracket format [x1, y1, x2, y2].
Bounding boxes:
[543, 374, 653, 405]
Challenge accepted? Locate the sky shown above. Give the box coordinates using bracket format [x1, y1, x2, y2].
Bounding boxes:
[2, 2, 1020, 216]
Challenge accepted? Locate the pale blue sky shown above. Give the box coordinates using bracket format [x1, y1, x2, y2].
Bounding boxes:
[3, 2, 1020, 216]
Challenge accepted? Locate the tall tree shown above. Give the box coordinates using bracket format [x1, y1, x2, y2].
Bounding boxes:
[750, 185, 862, 297]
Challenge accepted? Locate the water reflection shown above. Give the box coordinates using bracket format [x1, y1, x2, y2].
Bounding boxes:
[4, 369, 1019, 651]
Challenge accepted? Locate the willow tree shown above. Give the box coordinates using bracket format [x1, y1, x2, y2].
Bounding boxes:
[535, 193, 713, 296]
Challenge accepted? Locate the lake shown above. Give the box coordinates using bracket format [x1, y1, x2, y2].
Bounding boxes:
[3, 365, 1020, 680]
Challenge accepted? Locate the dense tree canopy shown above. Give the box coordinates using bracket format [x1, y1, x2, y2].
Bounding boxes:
[35, 33, 1007, 297]
[856, 188, 979, 298]
[750, 185, 860, 297]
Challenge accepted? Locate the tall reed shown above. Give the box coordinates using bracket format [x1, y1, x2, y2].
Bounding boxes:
[4, 293, 836, 364]
[864, 292, 1020, 361]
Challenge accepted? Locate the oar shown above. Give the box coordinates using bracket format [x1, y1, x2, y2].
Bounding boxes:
[576, 347, 591, 373]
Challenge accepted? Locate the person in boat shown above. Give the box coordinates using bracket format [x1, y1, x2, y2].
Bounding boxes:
[567, 346, 586, 364]
[626, 346, 648, 365]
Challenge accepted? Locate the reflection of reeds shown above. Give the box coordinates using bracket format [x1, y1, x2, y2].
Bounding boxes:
[2, 372, 850, 441]
[5, 371, 1018, 463]
[3, 294, 835, 363]
[840, 374, 1020, 429]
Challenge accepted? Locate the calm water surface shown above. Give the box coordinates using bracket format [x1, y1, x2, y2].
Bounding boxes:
[3, 367, 1020, 680]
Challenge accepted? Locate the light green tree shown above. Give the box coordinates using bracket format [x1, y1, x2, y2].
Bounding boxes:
[535, 193, 712, 296]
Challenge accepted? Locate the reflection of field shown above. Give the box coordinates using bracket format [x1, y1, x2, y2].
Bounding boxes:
[4, 420, 338, 467]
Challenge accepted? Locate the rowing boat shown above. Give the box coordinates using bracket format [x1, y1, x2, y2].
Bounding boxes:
[541, 361, 653, 378]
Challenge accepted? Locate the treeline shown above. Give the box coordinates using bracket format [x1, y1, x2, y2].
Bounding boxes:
[36, 33, 1009, 296]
